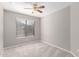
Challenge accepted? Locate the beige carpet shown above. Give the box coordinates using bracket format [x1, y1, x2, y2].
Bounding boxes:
[2, 41, 74, 57]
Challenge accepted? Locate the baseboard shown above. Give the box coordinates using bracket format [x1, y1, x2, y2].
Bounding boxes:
[42, 40, 77, 57]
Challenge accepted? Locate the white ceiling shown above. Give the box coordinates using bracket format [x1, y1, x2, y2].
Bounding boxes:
[0, 2, 73, 18]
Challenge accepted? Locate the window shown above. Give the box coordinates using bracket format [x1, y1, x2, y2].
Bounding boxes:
[16, 17, 35, 38]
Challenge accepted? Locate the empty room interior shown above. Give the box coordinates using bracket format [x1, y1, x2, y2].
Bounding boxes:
[0, 2, 79, 57]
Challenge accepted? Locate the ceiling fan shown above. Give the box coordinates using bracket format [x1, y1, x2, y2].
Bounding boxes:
[24, 3, 45, 13]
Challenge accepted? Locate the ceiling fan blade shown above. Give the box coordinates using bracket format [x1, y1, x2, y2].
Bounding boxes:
[37, 10, 43, 13]
[38, 6, 45, 9]
[24, 8, 32, 9]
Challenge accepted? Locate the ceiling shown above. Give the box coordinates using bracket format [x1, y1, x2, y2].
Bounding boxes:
[0, 2, 73, 18]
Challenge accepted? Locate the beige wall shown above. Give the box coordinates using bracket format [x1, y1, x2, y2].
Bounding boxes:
[4, 10, 41, 47]
[41, 6, 71, 50]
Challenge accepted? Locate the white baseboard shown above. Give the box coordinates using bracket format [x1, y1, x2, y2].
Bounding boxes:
[42, 40, 77, 57]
